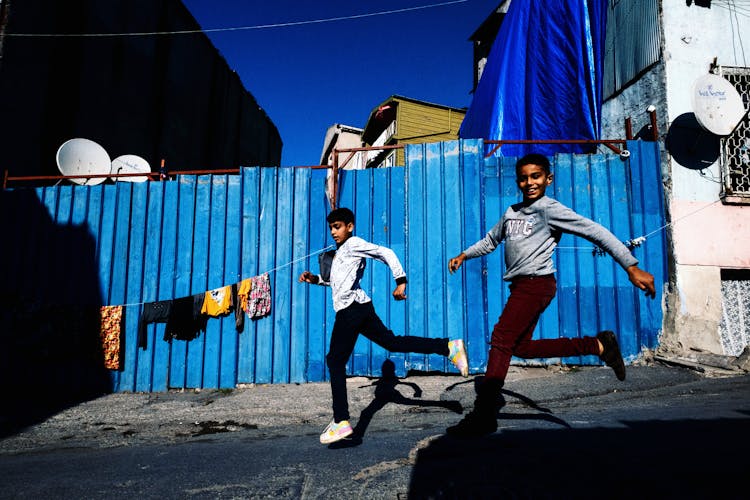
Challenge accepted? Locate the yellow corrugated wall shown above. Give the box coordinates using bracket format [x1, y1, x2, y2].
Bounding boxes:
[392, 99, 465, 165]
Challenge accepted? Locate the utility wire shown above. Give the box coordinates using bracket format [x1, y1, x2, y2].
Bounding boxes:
[3, 0, 468, 38]
[558, 198, 724, 253]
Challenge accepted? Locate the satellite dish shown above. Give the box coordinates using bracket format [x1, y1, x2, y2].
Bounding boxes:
[666, 113, 721, 170]
[691, 74, 746, 136]
[111, 154, 151, 183]
[56, 138, 111, 185]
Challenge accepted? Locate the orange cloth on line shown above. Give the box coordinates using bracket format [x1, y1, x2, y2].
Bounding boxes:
[100, 306, 123, 370]
[201, 286, 233, 316]
[237, 278, 252, 313]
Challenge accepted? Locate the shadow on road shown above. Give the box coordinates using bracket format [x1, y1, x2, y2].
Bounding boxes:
[447, 375, 573, 428]
[330, 360, 463, 449]
[409, 416, 750, 498]
[0, 190, 111, 438]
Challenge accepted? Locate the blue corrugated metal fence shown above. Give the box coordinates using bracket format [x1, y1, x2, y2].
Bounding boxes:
[0, 139, 665, 393]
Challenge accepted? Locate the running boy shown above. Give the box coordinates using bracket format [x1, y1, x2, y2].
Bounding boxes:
[299, 207, 469, 444]
[446, 153, 655, 438]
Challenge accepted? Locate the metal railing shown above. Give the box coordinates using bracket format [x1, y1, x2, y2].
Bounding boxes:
[4, 129, 656, 212]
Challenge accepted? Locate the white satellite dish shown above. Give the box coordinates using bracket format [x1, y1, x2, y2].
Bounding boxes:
[56, 138, 111, 185]
[111, 154, 151, 183]
[691, 74, 746, 136]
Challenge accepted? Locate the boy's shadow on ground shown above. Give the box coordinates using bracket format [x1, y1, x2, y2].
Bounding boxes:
[329, 359, 464, 449]
[445, 376, 571, 428]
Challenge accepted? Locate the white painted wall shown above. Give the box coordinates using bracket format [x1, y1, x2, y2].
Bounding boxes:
[662, 0, 747, 202]
[602, 0, 750, 356]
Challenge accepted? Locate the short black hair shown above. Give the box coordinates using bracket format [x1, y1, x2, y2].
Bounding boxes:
[327, 207, 355, 225]
[515, 154, 551, 175]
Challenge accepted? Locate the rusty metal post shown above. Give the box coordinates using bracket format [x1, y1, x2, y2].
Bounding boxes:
[3, 170, 8, 190]
[625, 117, 633, 140]
[332, 149, 339, 210]
[648, 107, 659, 141]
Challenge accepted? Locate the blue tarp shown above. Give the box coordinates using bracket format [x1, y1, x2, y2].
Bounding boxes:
[459, 0, 608, 157]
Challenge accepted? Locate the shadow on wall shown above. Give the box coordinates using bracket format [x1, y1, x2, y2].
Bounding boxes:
[0, 189, 112, 437]
[408, 415, 750, 498]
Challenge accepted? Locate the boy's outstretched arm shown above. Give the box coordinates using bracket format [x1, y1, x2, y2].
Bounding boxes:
[393, 282, 407, 301]
[626, 265, 656, 298]
[298, 271, 320, 285]
[448, 253, 467, 274]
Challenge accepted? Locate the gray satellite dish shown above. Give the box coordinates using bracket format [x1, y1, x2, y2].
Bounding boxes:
[691, 74, 746, 136]
[111, 154, 151, 183]
[56, 138, 111, 185]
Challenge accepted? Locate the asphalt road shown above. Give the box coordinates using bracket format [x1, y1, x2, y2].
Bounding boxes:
[1, 365, 749, 499]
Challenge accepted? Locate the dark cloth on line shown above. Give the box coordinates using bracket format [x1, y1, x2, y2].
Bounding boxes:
[138, 300, 172, 349]
[164, 295, 208, 342]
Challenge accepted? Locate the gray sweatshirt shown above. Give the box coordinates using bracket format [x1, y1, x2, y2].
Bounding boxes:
[463, 196, 638, 281]
[318, 236, 407, 312]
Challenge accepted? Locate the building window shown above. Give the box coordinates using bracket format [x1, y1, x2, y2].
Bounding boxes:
[383, 152, 396, 168]
[719, 269, 750, 356]
[718, 65, 750, 203]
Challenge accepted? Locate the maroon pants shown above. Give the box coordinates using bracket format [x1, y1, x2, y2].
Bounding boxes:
[485, 275, 600, 383]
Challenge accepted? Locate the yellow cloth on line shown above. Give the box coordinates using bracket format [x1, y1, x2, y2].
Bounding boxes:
[201, 286, 233, 316]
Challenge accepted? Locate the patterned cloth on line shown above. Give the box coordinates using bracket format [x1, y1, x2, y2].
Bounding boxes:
[100, 306, 123, 370]
[246, 273, 271, 319]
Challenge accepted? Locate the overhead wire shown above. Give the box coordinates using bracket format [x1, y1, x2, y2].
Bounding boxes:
[2, 0, 468, 38]
[730, 0, 748, 66]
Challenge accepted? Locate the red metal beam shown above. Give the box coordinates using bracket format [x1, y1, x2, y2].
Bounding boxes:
[483, 139, 627, 158]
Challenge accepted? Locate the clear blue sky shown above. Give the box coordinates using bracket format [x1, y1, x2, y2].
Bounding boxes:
[181, 0, 500, 167]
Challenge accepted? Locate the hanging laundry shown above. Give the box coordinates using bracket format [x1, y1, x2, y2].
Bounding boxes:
[193, 291, 206, 319]
[164, 294, 208, 342]
[100, 306, 123, 370]
[247, 273, 272, 319]
[236, 278, 252, 331]
[237, 278, 252, 313]
[232, 283, 244, 333]
[201, 285, 233, 317]
[138, 300, 172, 349]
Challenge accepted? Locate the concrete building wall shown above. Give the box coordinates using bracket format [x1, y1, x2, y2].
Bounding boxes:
[603, 0, 750, 356]
[0, 0, 281, 182]
[320, 125, 365, 170]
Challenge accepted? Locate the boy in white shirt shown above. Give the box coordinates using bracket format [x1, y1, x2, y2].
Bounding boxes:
[299, 207, 468, 444]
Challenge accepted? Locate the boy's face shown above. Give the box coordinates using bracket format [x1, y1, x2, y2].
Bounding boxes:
[329, 220, 354, 245]
[516, 163, 552, 202]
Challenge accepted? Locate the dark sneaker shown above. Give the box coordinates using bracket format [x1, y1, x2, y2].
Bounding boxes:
[446, 409, 497, 438]
[597, 330, 626, 381]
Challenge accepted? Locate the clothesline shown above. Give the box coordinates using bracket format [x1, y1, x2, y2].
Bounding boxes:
[116, 244, 335, 308]
[558, 198, 722, 253]
[115, 197, 722, 307]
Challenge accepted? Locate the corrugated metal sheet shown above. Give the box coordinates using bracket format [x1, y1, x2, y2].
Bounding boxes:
[604, 0, 661, 98]
[0, 140, 666, 393]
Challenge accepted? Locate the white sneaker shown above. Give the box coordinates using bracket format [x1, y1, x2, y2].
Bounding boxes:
[448, 339, 469, 377]
[319, 420, 353, 444]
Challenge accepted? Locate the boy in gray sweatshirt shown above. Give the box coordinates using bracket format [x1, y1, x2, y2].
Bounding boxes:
[446, 153, 655, 438]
